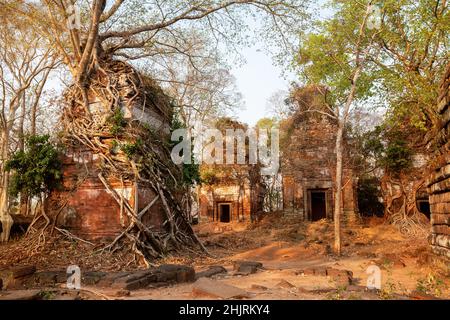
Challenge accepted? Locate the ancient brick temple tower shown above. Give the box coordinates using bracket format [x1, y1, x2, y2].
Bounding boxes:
[427, 63, 450, 259]
[281, 86, 357, 221]
[198, 119, 265, 223]
[46, 61, 176, 241]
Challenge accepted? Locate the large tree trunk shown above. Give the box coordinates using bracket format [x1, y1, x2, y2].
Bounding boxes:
[334, 122, 344, 255]
[0, 129, 13, 242]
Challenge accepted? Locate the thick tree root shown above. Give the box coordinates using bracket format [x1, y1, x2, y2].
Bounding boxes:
[57, 59, 208, 265]
[381, 174, 429, 237]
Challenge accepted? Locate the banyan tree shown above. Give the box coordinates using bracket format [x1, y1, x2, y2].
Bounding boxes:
[46, 57, 206, 263]
[0, 1, 305, 262]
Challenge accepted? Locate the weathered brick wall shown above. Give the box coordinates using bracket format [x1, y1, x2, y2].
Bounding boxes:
[198, 157, 266, 223]
[281, 112, 357, 221]
[45, 63, 177, 241]
[427, 64, 450, 259]
[47, 110, 173, 240]
[198, 183, 252, 222]
[46, 145, 167, 241]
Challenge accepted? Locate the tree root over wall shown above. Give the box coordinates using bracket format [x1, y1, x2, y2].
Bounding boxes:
[32, 59, 209, 266]
[381, 174, 429, 237]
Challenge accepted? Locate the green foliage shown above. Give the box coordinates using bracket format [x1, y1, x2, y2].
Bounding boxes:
[5, 135, 62, 197]
[372, 0, 448, 129]
[121, 139, 143, 158]
[294, 1, 378, 107]
[382, 139, 412, 172]
[200, 169, 219, 185]
[357, 176, 384, 217]
[359, 126, 412, 174]
[416, 273, 445, 297]
[38, 290, 57, 300]
[182, 162, 201, 186]
[256, 117, 278, 130]
[170, 114, 201, 186]
[108, 108, 127, 135]
[360, 126, 385, 160]
[294, 0, 448, 142]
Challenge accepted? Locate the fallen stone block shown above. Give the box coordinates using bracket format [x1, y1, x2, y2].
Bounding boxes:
[332, 274, 353, 286]
[33, 271, 67, 287]
[275, 280, 296, 289]
[0, 265, 37, 289]
[233, 261, 263, 275]
[97, 272, 131, 287]
[326, 268, 353, 278]
[346, 285, 368, 292]
[111, 270, 157, 291]
[9, 265, 36, 278]
[157, 264, 196, 283]
[326, 268, 353, 286]
[250, 284, 268, 291]
[196, 266, 227, 279]
[82, 271, 107, 285]
[192, 278, 250, 299]
[116, 276, 156, 291]
[155, 271, 168, 283]
[0, 290, 41, 300]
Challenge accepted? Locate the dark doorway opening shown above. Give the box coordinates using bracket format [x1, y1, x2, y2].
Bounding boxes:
[219, 203, 231, 223]
[417, 200, 431, 220]
[311, 191, 327, 221]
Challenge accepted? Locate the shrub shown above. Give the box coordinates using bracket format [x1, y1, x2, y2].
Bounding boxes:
[5, 135, 62, 197]
[357, 177, 385, 217]
[109, 108, 127, 135]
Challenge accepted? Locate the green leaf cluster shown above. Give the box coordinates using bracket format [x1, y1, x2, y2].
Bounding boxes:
[170, 114, 201, 186]
[5, 135, 62, 197]
[121, 138, 144, 158]
[108, 108, 127, 135]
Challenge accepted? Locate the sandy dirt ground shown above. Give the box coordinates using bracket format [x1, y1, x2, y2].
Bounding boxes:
[90, 215, 449, 300]
[0, 214, 448, 300]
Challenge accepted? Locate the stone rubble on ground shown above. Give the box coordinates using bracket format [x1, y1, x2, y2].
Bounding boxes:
[196, 266, 227, 279]
[192, 277, 250, 299]
[232, 260, 263, 275]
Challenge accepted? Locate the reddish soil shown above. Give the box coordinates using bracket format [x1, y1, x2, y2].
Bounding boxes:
[1, 214, 448, 300]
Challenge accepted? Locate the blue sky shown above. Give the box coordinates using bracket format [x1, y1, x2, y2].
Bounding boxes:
[231, 45, 293, 126]
[230, 1, 333, 126]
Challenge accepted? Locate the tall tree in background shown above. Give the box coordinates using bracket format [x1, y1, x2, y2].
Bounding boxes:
[4, 0, 307, 103]
[0, 1, 308, 254]
[371, 0, 448, 132]
[149, 33, 243, 130]
[294, 0, 448, 253]
[0, 12, 57, 242]
[295, 1, 378, 255]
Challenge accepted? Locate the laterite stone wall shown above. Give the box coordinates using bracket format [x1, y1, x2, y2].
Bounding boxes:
[427, 64, 450, 259]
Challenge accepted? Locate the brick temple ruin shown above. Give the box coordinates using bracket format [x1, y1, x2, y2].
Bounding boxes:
[427, 63, 450, 258]
[46, 64, 176, 241]
[198, 166, 256, 223]
[280, 86, 357, 222]
[198, 119, 265, 223]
